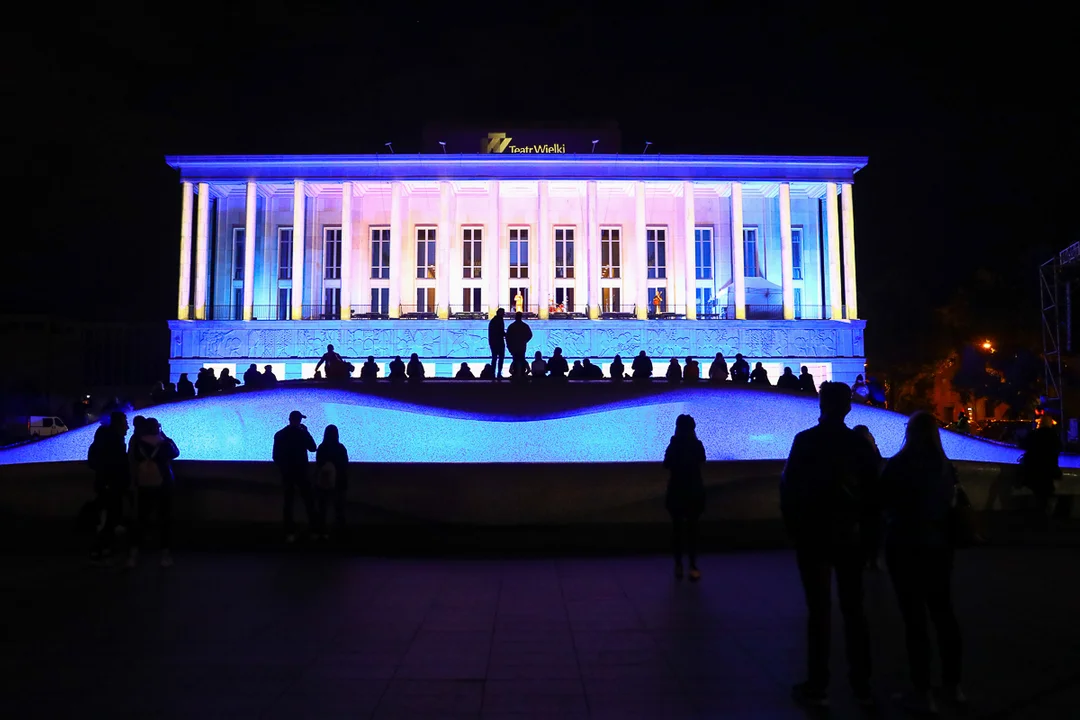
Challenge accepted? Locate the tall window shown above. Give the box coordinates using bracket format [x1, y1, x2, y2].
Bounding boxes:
[601, 287, 621, 313]
[794, 287, 803, 319]
[509, 228, 529, 279]
[791, 227, 803, 280]
[696, 287, 714, 317]
[649, 286, 667, 314]
[416, 287, 436, 313]
[371, 287, 390, 314]
[324, 227, 342, 280]
[277, 288, 291, 320]
[743, 227, 760, 278]
[416, 227, 436, 279]
[462, 287, 482, 312]
[278, 227, 293, 280]
[232, 228, 246, 281]
[600, 228, 621, 278]
[646, 227, 666, 279]
[509, 287, 529, 312]
[462, 227, 482, 279]
[554, 227, 575, 278]
[370, 227, 390, 279]
[555, 287, 574, 313]
[695, 227, 713, 280]
[233, 287, 243, 320]
[324, 287, 341, 318]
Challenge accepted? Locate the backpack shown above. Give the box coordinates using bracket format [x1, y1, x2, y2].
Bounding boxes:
[135, 444, 164, 487]
[316, 461, 336, 490]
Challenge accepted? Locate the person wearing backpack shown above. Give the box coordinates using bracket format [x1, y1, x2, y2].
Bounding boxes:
[315, 424, 349, 540]
[127, 417, 180, 568]
[87, 411, 130, 565]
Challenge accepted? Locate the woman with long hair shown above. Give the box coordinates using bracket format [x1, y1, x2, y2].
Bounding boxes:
[315, 424, 350, 540]
[881, 411, 965, 714]
[663, 414, 707, 581]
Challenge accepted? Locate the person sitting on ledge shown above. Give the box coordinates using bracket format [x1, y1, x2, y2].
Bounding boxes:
[730, 353, 751, 383]
[568, 360, 586, 380]
[177, 372, 195, 398]
[799, 366, 817, 394]
[455, 362, 476, 380]
[750, 361, 771, 386]
[666, 358, 683, 384]
[530, 351, 547, 381]
[777, 366, 801, 390]
[708, 352, 729, 383]
[610, 354, 625, 382]
[315, 344, 345, 380]
[262, 365, 278, 386]
[684, 356, 700, 383]
[583, 358, 603, 380]
[388, 355, 406, 384]
[632, 350, 653, 382]
[243, 363, 262, 389]
[479, 363, 495, 380]
[219, 367, 240, 392]
[406, 353, 425, 383]
[547, 347, 569, 381]
[360, 356, 380, 383]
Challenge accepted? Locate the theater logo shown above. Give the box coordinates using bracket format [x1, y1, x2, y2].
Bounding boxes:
[482, 132, 566, 154]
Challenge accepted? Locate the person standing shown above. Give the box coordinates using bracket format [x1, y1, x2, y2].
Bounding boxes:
[652, 290, 662, 318]
[880, 412, 966, 714]
[272, 410, 319, 543]
[781, 382, 880, 709]
[663, 414, 707, 581]
[1019, 416, 1062, 528]
[853, 424, 886, 570]
[488, 308, 507, 381]
[505, 311, 533, 382]
[127, 418, 180, 568]
[87, 411, 130, 565]
[514, 290, 524, 314]
[315, 424, 350, 539]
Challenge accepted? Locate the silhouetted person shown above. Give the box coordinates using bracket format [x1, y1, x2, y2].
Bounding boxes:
[243, 363, 261, 388]
[315, 344, 346, 380]
[664, 414, 706, 581]
[776, 366, 800, 390]
[164, 382, 177, 400]
[853, 424, 886, 570]
[388, 355, 406, 384]
[749, 362, 770, 386]
[683, 356, 700, 383]
[610, 354, 625, 382]
[955, 412, 970, 433]
[479, 363, 495, 380]
[852, 374, 870, 403]
[708, 353, 729, 383]
[272, 410, 319, 543]
[799, 366, 816, 393]
[530, 351, 547, 381]
[568, 360, 585, 380]
[177, 373, 195, 398]
[781, 382, 879, 709]
[127, 417, 180, 569]
[1019, 417, 1062, 528]
[880, 412, 966, 714]
[488, 308, 506, 381]
[315, 424, 349, 537]
[218, 368, 240, 392]
[730, 353, 750, 383]
[632, 350, 653, 382]
[666, 358, 682, 384]
[195, 368, 218, 395]
[360, 356, 380, 383]
[506, 311, 534, 382]
[455, 362, 476, 380]
[87, 411, 130, 565]
[406, 353, 425, 383]
[583, 358, 603, 380]
[547, 347, 569, 381]
[262, 365, 278, 386]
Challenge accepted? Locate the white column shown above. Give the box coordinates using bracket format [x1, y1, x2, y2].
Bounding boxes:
[194, 182, 210, 320]
[841, 182, 858, 319]
[537, 180, 551, 319]
[634, 181, 648, 319]
[389, 182, 403, 318]
[486, 182, 501, 316]
[586, 180, 598, 319]
[437, 181, 452, 319]
[340, 182, 353, 320]
[291, 180, 306, 320]
[242, 181, 257, 321]
[177, 182, 194, 320]
[730, 182, 746, 320]
[825, 182, 843, 320]
[779, 182, 795, 321]
[683, 181, 697, 320]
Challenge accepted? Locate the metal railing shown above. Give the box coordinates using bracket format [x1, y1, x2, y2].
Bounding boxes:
[397, 305, 439, 319]
[449, 306, 488, 320]
[601, 304, 639, 319]
[349, 305, 390, 320]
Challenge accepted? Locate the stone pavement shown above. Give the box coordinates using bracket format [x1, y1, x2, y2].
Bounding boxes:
[2, 548, 1079, 719]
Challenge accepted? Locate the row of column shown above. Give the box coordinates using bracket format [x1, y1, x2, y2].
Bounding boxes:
[177, 180, 858, 322]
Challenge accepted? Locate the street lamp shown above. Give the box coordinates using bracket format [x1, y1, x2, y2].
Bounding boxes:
[981, 340, 995, 352]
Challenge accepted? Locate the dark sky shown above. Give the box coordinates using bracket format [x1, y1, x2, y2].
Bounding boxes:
[10, 3, 1076, 368]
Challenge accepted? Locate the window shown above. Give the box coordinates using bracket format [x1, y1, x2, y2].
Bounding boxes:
[232, 228, 246, 281]
[371, 287, 390, 314]
[233, 287, 244, 320]
[277, 288, 292, 320]
[370, 227, 390, 279]
[509, 287, 529, 312]
[696, 287, 714, 317]
[324, 227, 342, 280]
[462, 227, 482, 279]
[462, 287, 482, 312]
[509, 227, 529, 279]
[794, 287, 803, 319]
[649, 286, 667, 314]
[695, 227, 713, 280]
[554, 227, 575, 279]
[743, 227, 760, 278]
[600, 228, 621, 279]
[416, 227, 436, 279]
[416, 287, 436, 313]
[601, 287, 621, 313]
[555, 287, 574, 313]
[324, 287, 341, 318]
[278, 227, 293, 280]
[791, 227, 803, 280]
[646, 227, 666, 280]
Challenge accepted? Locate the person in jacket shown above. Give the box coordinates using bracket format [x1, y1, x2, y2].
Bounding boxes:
[776, 367, 801, 390]
[315, 424, 349, 537]
[176, 373, 195, 398]
[272, 410, 319, 543]
[853, 424, 886, 570]
[88, 411, 130, 564]
[126, 417, 180, 568]
[780, 382, 879, 709]
[406, 353, 425, 383]
[530, 351, 547, 381]
[666, 358, 682, 384]
[488, 308, 507, 381]
[663, 414, 707, 581]
[262, 365, 279, 386]
[730, 353, 751, 383]
[799, 366, 817, 394]
[568, 360, 586, 380]
[683, 357, 700, 383]
[218, 367, 240, 392]
[505, 311, 533, 381]
[195, 368, 218, 396]
[388, 355, 406, 384]
[359, 356, 380, 383]
[243, 363, 262, 389]
[708, 352, 729, 383]
[582, 358, 603, 380]
[632, 350, 653, 382]
[479, 363, 495, 380]
[879, 411, 965, 714]
[547, 347, 569, 381]
[1019, 417, 1062, 528]
[609, 354, 625, 382]
[455, 362, 476, 380]
[750, 362, 770, 386]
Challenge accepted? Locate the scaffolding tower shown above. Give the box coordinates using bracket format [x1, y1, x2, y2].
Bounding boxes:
[1041, 242, 1080, 433]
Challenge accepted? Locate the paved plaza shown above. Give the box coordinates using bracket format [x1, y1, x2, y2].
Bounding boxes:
[2, 547, 1078, 719]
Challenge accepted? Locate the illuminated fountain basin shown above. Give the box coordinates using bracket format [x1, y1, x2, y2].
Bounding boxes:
[0, 387, 1065, 466]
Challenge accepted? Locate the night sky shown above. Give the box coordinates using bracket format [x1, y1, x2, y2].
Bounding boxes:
[10, 4, 1075, 370]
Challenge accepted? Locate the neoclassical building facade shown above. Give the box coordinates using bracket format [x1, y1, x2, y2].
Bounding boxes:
[166, 154, 867, 381]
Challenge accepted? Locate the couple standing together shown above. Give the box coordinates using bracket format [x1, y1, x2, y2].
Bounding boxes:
[487, 308, 533, 381]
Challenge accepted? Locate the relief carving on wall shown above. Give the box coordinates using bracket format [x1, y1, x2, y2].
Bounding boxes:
[397, 328, 442, 356]
[593, 328, 642, 358]
[342, 328, 393, 357]
[646, 328, 691, 358]
[447, 329, 489, 357]
[742, 329, 786, 358]
[852, 326, 865, 356]
[199, 330, 243, 358]
[296, 329, 340, 358]
[546, 329, 590, 358]
[248, 329, 293, 359]
[693, 327, 741, 358]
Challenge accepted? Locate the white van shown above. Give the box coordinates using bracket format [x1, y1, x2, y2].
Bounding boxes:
[28, 416, 69, 438]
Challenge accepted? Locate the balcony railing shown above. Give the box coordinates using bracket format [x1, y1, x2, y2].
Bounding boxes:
[398, 305, 438, 320]
[349, 305, 390, 320]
